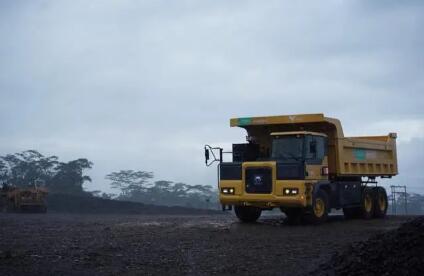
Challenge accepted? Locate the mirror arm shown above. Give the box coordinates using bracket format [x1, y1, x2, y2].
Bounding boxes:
[204, 145, 224, 166]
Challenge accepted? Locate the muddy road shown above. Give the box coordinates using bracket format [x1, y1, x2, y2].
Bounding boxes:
[0, 213, 411, 275]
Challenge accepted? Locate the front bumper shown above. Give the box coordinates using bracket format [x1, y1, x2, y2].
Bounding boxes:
[219, 180, 310, 208]
[220, 195, 307, 208]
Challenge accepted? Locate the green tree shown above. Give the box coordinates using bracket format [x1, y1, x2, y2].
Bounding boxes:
[105, 169, 219, 209]
[106, 170, 154, 199]
[0, 150, 93, 195]
[49, 158, 93, 194]
[0, 160, 8, 185]
[0, 150, 58, 186]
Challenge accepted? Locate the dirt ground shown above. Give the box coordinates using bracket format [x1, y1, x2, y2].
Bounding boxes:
[0, 213, 412, 276]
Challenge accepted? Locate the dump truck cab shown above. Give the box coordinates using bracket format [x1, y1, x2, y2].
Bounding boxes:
[206, 113, 398, 224]
[220, 131, 329, 214]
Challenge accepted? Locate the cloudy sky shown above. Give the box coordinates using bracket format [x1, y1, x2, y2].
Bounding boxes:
[1, 0, 423, 194]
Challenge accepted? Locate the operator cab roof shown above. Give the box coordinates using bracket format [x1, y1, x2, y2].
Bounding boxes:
[271, 131, 328, 137]
[230, 113, 345, 139]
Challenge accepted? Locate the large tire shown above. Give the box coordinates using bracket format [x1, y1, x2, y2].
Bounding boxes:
[303, 189, 329, 224]
[373, 187, 388, 218]
[361, 188, 375, 219]
[281, 208, 302, 224]
[234, 206, 262, 223]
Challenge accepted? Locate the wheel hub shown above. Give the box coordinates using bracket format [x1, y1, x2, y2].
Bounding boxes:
[364, 194, 372, 212]
[378, 194, 386, 211]
[314, 198, 325, 218]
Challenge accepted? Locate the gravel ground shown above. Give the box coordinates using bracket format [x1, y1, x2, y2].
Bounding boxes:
[313, 216, 424, 276]
[0, 213, 412, 276]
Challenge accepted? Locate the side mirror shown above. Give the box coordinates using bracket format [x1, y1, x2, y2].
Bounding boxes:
[204, 147, 210, 164]
[204, 145, 224, 166]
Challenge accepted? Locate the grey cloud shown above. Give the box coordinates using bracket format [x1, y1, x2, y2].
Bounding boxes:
[0, 0, 423, 193]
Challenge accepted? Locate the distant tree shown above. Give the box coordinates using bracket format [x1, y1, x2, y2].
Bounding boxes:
[187, 184, 213, 195]
[106, 170, 154, 198]
[101, 193, 116, 200]
[48, 158, 93, 194]
[88, 190, 116, 200]
[0, 150, 94, 195]
[0, 150, 58, 187]
[146, 180, 171, 201]
[185, 184, 216, 208]
[171, 182, 190, 198]
[153, 180, 173, 191]
[0, 160, 8, 185]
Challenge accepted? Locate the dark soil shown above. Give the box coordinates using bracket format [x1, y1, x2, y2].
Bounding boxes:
[47, 194, 219, 215]
[312, 216, 424, 276]
[0, 213, 412, 276]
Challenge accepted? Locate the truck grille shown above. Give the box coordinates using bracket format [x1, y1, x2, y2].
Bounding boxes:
[245, 167, 272, 194]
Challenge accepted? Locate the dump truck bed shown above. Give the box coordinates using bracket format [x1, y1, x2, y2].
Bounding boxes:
[230, 113, 398, 178]
[337, 134, 397, 177]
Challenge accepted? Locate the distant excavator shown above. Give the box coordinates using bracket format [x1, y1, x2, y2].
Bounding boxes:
[0, 182, 48, 213]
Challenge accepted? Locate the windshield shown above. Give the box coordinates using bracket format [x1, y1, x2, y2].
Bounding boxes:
[271, 136, 304, 161]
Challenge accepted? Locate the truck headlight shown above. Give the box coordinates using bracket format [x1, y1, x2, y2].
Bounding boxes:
[221, 188, 235, 195]
[283, 188, 299, 196]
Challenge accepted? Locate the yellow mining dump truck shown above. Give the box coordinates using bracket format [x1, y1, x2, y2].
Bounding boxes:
[0, 184, 48, 213]
[205, 114, 398, 224]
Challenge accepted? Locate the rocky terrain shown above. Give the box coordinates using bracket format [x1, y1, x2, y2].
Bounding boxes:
[0, 212, 414, 276]
[46, 194, 219, 215]
[313, 216, 424, 276]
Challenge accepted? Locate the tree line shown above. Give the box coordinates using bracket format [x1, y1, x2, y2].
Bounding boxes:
[7, 150, 422, 213]
[0, 150, 217, 209]
[0, 150, 92, 194]
[104, 170, 217, 209]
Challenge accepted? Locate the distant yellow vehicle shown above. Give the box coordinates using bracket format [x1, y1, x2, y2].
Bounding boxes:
[0, 184, 48, 213]
[205, 114, 397, 224]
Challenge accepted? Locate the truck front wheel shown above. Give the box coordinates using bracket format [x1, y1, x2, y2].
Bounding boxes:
[234, 206, 262, 223]
[303, 190, 329, 224]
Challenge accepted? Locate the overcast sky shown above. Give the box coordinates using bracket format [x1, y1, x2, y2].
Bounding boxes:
[1, 0, 423, 194]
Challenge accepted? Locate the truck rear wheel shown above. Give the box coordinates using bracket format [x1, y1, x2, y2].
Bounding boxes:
[373, 187, 388, 218]
[303, 190, 329, 224]
[361, 188, 375, 219]
[234, 206, 262, 223]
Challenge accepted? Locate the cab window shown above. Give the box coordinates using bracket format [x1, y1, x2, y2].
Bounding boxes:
[305, 135, 326, 163]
